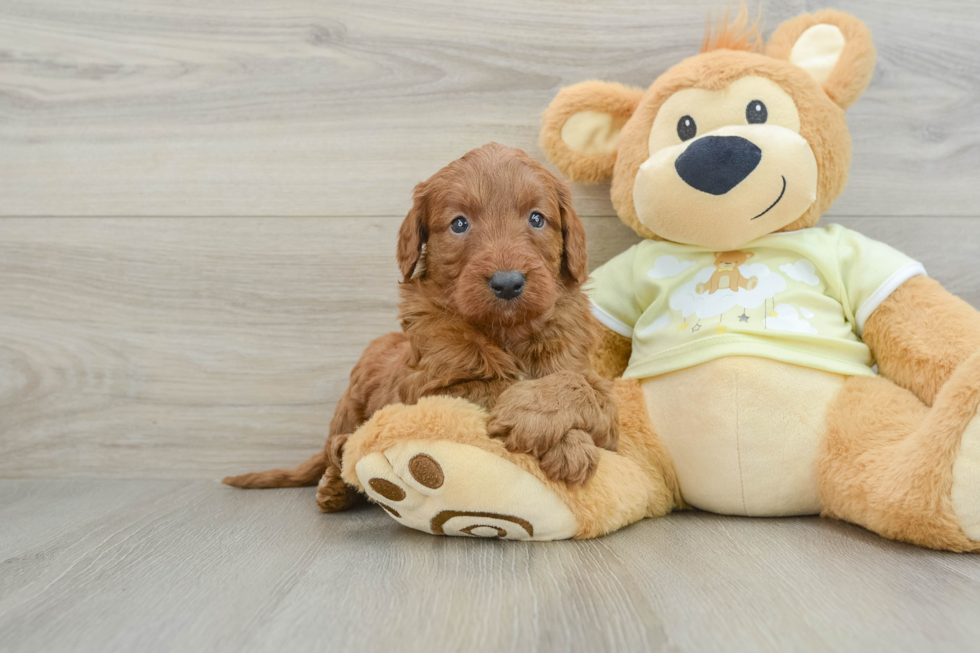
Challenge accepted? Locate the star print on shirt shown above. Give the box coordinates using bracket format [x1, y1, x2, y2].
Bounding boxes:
[738, 313, 750, 322]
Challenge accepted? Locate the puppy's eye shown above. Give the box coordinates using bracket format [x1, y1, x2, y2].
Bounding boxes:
[528, 211, 545, 229]
[677, 115, 697, 141]
[746, 100, 767, 124]
[450, 216, 469, 234]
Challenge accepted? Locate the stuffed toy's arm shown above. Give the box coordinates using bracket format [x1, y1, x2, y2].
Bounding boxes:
[591, 323, 632, 380]
[584, 245, 643, 380]
[864, 275, 980, 406]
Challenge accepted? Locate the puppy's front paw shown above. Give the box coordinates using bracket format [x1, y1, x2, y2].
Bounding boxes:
[497, 423, 600, 486]
[488, 400, 601, 485]
[487, 404, 568, 457]
[536, 429, 601, 486]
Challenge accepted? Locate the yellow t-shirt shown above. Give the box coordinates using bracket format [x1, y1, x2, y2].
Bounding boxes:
[588, 224, 926, 379]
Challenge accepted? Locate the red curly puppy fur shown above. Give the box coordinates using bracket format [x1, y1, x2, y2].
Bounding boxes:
[223, 143, 618, 510]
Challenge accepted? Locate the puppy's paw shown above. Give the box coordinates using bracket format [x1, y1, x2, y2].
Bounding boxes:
[487, 407, 568, 460]
[488, 384, 568, 444]
[489, 392, 604, 485]
[535, 429, 601, 486]
[487, 372, 618, 458]
[317, 464, 361, 513]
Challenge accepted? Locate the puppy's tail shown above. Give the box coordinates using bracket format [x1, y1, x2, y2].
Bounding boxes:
[222, 452, 325, 489]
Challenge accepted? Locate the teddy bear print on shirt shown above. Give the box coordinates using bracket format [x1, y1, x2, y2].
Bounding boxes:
[697, 250, 759, 294]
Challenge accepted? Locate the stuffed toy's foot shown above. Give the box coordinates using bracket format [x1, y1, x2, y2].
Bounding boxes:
[340, 383, 680, 540]
[352, 439, 577, 540]
[821, 351, 980, 552]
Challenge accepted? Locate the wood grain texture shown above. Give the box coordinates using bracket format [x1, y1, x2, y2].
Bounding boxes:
[0, 216, 977, 479]
[0, 0, 978, 217]
[1, 479, 979, 653]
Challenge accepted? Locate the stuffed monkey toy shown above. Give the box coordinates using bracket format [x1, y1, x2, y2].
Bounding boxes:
[337, 9, 980, 551]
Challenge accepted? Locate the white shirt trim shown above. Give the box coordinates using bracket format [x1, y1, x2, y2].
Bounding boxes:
[590, 301, 633, 338]
[855, 262, 927, 334]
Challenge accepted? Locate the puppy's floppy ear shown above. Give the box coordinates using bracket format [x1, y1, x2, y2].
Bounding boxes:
[555, 177, 588, 285]
[540, 81, 645, 183]
[767, 10, 875, 110]
[396, 181, 430, 281]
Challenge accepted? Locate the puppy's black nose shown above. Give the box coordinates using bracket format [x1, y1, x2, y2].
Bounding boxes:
[674, 135, 762, 195]
[488, 270, 525, 300]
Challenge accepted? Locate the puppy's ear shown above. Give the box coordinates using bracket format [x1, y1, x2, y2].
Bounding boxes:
[540, 81, 645, 183]
[555, 178, 588, 285]
[396, 181, 430, 281]
[767, 10, 875, 110]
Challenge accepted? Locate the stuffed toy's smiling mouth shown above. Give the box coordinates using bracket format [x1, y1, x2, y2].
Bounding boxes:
[751, 176, 787, 220]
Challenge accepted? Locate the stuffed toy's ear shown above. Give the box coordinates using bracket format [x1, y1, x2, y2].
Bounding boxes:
[540, 81, 645, 183]
[767, 10, 876, 110]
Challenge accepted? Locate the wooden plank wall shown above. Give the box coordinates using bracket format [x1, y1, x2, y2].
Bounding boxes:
[1, 0, 979, 478]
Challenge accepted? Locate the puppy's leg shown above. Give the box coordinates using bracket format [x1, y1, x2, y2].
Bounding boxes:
[317, 431, 366, 512]
[317, 464, 363, 512]
[316, 390, 370, 512]
[581, 370, 619, 451]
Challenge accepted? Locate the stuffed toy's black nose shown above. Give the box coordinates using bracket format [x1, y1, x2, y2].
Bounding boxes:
[488, 271, 525, 300]
[674, 135, 762, 195]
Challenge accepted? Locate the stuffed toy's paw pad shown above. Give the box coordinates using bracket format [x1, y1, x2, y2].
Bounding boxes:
[355, 440, 577, 541]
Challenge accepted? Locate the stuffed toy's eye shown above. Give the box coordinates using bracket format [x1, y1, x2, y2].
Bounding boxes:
[677, 115, 697, 141]
[528, 212, 545, 229]
[450, 216, 469, 233]
[746, 100, 768, 124]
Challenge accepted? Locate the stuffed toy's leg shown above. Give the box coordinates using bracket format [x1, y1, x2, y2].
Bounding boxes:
[819, 351, 980, 552]
[340, 379, 681, 540]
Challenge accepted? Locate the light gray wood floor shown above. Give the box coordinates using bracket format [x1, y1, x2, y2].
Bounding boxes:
[2, 0, 980, 651]
[3, 479, 980, 653]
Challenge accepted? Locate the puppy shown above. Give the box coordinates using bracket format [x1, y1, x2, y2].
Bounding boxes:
[223, 143, 618, 511]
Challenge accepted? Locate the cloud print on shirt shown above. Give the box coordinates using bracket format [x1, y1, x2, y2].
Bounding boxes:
[648, 255, 697, 279]
[766, 304, 818, 334]
[779, 259, 820, 286]
[670, 263, 786, 320]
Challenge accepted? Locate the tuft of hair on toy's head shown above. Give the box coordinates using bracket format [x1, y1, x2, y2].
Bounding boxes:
[701, 2, 762, 54]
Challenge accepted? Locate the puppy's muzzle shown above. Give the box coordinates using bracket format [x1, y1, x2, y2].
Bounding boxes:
[488, 270, 525, 300]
